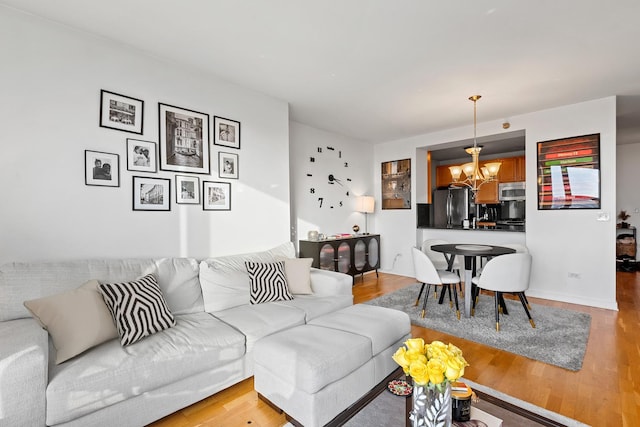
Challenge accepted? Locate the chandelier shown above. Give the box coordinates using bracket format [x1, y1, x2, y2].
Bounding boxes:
[448, 95, 501, 193]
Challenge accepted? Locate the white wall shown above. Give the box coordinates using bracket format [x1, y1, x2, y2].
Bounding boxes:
[374, 97, 618, 310]
[289, 122, 374, 248]
[0, 8, 291, 264]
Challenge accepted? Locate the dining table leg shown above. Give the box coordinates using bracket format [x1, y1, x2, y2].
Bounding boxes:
[463, 255, 474, 318]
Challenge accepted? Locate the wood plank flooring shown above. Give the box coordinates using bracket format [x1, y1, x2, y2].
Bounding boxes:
[149, 270, 640, 427]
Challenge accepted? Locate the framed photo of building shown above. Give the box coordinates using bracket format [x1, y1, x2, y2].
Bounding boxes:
[126, 138, 157, 173]
[159, 103, 210, 174]
[537, 133, 601, 210]
[218, 152, 239, 179]
[213, 116, 241, 149]
[132, 176, 170, 211]
[203, 181, 231, 211]
[85, 150, 119, 187]
[175, 175, 200, 205]
[381, 158, 411, 209]
[99, 90, 144, 134]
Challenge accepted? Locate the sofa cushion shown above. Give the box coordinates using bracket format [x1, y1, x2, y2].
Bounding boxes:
[201, 242, 295, 272]
[99, 274, 176, 346]
[246, 261, 293, 304]
[45, 312, 245, 426]
[284, 258, 313, 295]
[213, 303, 305, 353]
[274, 294, 353, 321]
[23, 279, 118, 364]
[199, 262, 250, 312]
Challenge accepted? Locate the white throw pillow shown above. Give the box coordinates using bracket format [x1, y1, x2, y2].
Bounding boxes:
[245, 261, 294, 304]
[284, 258, 314, 295]
[23, 279, 118, 364]
[202, 242, 296, 272]
[199, 261, 251, 312]
[99, 274, 176, 346]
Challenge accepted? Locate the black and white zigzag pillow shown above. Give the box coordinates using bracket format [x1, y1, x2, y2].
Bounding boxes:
[99, 274, 176, 346]
[245, 261, 294, 304]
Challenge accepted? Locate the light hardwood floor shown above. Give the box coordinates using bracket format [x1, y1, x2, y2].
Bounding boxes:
[150, 270, 640, 427]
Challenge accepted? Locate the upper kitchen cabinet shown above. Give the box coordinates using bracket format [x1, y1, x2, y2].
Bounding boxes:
[435, 165, 454, 188]
[497, 156, 525, 183]
[475, 181, 498, 204]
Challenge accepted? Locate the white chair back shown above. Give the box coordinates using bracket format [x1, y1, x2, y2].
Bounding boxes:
[411, 247, 443, 285]
[475, 253, 532, 293]
[421, 239, 460, 270]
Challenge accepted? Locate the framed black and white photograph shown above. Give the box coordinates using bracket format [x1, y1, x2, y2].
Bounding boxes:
[381, 158, 411, 209]
[218, 152, 239, 179]
[213, 116, 241, 149]
[85, 150, 120, 187]
[203, 181, 231, 211]
[132, 176, 171, 211]
[99, 90, 144, 134]
[175, 175, 200, 204]
[159, 103, 210, 174]
[126, 138, 157, 173]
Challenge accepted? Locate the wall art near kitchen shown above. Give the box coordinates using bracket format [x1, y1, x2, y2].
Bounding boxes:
[99, 90, 144, 134]
[218, 152, 239, 179]
[213, 116, 241, 149]
[132, 176, 171, 211]
[85, 150, 120, 187]
[203, 181, 231, 211]
[381, 158, 411, 209]
[175, 175, 200, 205]
[537, 133, 601, 210]
[159, 103, 210, 174]
[126, 138, 157, 173]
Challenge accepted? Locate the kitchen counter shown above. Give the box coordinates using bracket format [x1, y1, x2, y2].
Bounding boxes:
[418, 224, 525, 232]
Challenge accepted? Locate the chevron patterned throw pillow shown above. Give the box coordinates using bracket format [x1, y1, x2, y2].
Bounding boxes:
[99, 274, 176, 346]
[245, 261, 294, 304]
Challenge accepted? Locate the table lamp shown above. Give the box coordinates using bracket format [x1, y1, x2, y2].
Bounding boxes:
[356, 196, 375, 234]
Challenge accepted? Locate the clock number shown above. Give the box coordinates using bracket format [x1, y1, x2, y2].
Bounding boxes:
[310, 188, 315, 194]
[310, 156, 315, 162]
[346, 191, 349, 196]
[339, 201, 343, 207]
[307, 173, 312, 177]
[339, 150, 342, 158]
[344, 162, 349, 167]
[327, 146, 335, 151]
[318, 197, 324, 208]
[317, 147, 323, 153]
[347, 178, 352, 181]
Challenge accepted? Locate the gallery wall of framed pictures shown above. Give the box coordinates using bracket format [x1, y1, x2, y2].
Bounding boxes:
[90, 88, 242, 212]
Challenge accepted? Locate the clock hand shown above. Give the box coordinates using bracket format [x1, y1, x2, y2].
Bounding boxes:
[328, 174, 343, 186]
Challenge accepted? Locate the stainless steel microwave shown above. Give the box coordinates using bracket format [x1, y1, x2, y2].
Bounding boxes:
[499, 182, 526, 201]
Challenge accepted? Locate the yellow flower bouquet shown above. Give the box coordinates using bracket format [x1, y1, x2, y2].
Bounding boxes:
[392, 338, 468, 390]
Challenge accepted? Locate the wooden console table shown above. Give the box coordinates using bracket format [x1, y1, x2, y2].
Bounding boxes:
[299, 234, 380, 283]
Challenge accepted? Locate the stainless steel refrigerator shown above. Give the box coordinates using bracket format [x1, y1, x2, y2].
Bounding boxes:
[433, 187, 471, 227]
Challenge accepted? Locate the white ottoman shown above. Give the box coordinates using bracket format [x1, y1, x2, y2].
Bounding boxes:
[254, 304, 410, 427]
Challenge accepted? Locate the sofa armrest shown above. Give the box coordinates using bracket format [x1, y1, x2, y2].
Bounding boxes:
[0, 318, 48, 427]
[309, 268, 353, 296]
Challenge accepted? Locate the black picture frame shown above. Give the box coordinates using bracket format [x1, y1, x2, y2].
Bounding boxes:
[126, 138, 157, 173]
[203, 181, 231, 211]
[218, 152, 239, 179]
[536, 133, 601, 210]
[381, 158, 411, 209]
[85, 150, 120, 187]
[99, 90, 144, 134]
[175, 175, 200, 205]
[159, 103, 210, 174]
[132, 176, 171, 211]
[213, 116, 241, 149]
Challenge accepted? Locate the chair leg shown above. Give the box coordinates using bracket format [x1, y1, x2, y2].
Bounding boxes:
[471, 285, 480, 316]
[452, 283, 460, 319]
[522, 293, 532, 310]
[517, 292, 536, 328]
[415, 283, 425, 306]
[447, 285, 453, 308]
[494, 292, 501, 332]
[421, 284, 432, 318]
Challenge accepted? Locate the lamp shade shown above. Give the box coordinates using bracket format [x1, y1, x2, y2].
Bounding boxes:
[356, 196, 375, 213]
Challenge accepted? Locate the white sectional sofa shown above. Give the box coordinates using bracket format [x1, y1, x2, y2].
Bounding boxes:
[0, 243, 354, 427]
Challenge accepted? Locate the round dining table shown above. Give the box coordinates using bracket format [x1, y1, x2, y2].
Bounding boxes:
[430, 244, 516, 318]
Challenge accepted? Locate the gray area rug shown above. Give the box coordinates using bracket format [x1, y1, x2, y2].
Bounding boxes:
[364, 284, 591, 371]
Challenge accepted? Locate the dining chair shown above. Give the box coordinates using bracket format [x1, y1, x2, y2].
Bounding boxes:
[471, 252, 534, 331]
[421, 239, 463, 295]
[474, 243, 531, 308]
[411, 247, 461, 319]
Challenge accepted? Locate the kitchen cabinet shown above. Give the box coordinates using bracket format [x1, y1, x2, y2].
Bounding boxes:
[474, 181, 498, 204]
[496, 156, 525, 183]
[435, 165, 454, 188]
[299, 234, 380, 282]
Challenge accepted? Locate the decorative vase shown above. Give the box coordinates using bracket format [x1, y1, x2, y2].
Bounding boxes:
[410, 381, 452, 427]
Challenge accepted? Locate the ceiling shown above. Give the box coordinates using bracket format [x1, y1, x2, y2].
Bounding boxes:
[4, 0, 640, 145]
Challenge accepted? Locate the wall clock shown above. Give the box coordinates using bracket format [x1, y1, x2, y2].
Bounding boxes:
[307, 145, 352, 209]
